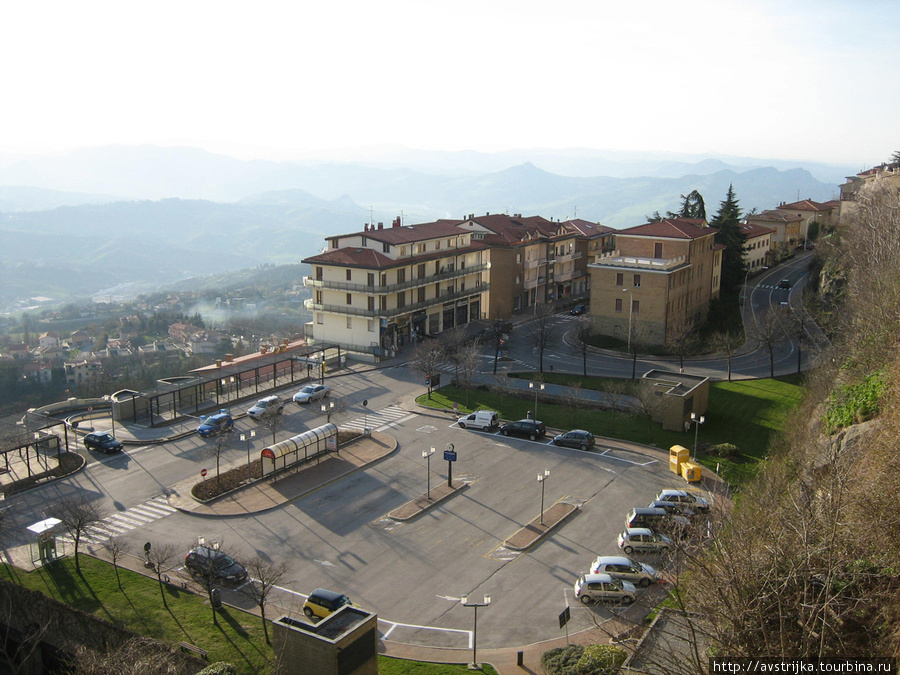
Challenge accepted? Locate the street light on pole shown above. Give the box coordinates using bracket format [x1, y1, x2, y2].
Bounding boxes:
[537, 469, 550, 525]
[460, 594, 492, 670]
[320, 399, 335, 424]
[240, 429, 256, 482]
[529, 381, 545, 418]
[623, 288, 634, 352]
[422, 446, 436, 500]
[690, 412, 705, 457]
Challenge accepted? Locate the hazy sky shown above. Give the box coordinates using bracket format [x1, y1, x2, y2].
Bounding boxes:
[2, 0, 897, 166]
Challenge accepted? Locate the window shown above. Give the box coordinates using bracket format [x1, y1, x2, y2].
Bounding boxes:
[417, 263, 426, 279]
[516, 253, 521, 263]
[400, 246, 407, 256]
[346, 293, 352, 305]
[361, 236, 367, 247]
[316, 313, 323, 324]
[346, 317, 352, 329]
[633, 300, 640, 314]
[654, 242, 663, 258]
[315, 291, 323, 304]
[397, 291, 406, 308]
[367, 320, 375, 332]
[615, 298, 623, 312]
[633, 274, 641, 287]
[616, 272, 623, 286]
[315, 267, 323, 281]
[417, 287, 425, 303]
[346, 269, 352, 281]
[417, 244, 426, 254]
[435, 240, 441, 250]
[368, 296, 375, 311]
[380, 273, 387, 286]
[380, 296, 387, 310]
[397, 268, 406, 283]
[382, 242, 390, 253]
[367, 272, 375, 286]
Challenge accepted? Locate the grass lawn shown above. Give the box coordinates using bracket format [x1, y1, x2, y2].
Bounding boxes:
[0, 556, 497, 674]
[418, 374, 805, 488]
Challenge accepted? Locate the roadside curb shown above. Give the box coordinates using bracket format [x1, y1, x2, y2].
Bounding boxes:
[388, 480, 468, 521]
[503, 500, 580, 551]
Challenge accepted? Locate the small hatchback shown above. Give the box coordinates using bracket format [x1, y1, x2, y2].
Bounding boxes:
[248, 395, 284, 420]
[617, 527, 672, 555]
[196, 411, 234, 437]
[573, 572, 636, 605]
[552, 429, 595, 450]
[184, 545, 248, 584]
[589, 555, 657, 587]
[83, 431, 123, 454]
[500, 419, 546, 440]
[655, 488, 710, 512]
[302, 588, 356, 620]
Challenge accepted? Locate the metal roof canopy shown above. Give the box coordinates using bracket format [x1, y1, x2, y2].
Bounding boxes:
[261, 423, 338, 460]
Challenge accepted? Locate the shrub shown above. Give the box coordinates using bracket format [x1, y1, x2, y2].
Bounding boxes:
[707, 442, 739, 458]
[575, 644, 627, 674]
[541, 644, 584, 675]
[822, 369, 887, 434]
[197, 664, 238, 675]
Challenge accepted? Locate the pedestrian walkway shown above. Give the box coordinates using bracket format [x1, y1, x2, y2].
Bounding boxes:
[61, 496, 177, 546]
[338, 405, 417, 433]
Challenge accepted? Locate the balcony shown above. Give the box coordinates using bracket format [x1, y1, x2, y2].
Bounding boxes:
[305, 282, 490, 320]
[524, 258, 548, 270]
[303, 261, 489, 294]
[553, 251, 582, 264]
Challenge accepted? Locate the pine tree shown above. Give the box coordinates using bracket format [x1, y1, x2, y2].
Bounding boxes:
[709, 184, 746, 295]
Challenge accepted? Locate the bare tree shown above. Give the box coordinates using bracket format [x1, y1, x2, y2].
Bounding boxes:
[187, 542, 243, 626]
[564, 382, 586, 427]
[454, 340, 482, 408]
[205, 433, 231, 488]
[146, 542, 178, 609]
[572, 318, 593, 376]
[440, 326, 469, 384]
[667, 314, 698, 372]
[629, 380, 666, 442]
[598, 380, 629, 435]
[102, 536, 131, 589]
[69, 636, 189, 675]
[529, 304, 559, 374]
[242, 556, 288, 644]
[408, 339, 445, 400]
[712, 331, 744, 382]
[749, 308, 787, 378]
[47, 493, 108, 575]
[627, 323, 652, 380]
[256, 410, 287, 445]
[490, 369, 510, 411]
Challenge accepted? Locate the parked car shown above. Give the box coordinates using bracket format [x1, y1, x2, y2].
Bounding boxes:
[655, 488, 710, 512]
[196, 411, 234, 437]
[457, 410, 499, 431]
[617, 527, 672, 555]
[293, 384, 330, 404]
[573, 572, 636, 605]
[500, 419, 546, 440]
[648, 499, 691, 516]
[589, 555, 658, 587]
[302, 588, 357, 620]
[552, 429, 595, 450]
[184, 545, 248, 584]
[83, 431, 123, 454]
[570, 304, 587, 316]
[247, 395, 284, 420]
[777, 279, 792, 290]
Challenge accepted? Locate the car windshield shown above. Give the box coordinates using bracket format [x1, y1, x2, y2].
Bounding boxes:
[255, 400, 268, 408]
[214, 554, 237, 569]
[301, 386, 316, 394]
[96, 433, 113, 442]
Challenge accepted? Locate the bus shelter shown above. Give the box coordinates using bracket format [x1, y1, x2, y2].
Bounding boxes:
[260, 423, 338, 477]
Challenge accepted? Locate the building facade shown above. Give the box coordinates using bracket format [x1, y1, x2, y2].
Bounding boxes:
[587, 219, 721, 346]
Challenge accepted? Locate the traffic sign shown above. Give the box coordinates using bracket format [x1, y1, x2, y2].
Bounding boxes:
[558, 606, 571, 629]
[200, 468, 208, 477]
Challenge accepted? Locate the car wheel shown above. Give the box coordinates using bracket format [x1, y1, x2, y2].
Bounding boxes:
[303, 607, 315, 618]
[529, 433, 536, 441]
[579, 595, 592, 605]
[458, 422, 466, 429]
[502, 429, 509, 436]
[639, 578, 651, 588]
[659, 546, 669, 554]
[623, 546, 634, 554]
[622, 596, 635, 605]
[580, 443, 588, 451]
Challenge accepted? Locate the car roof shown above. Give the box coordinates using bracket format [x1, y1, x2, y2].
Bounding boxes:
[582, 572, 615, 583]
[309, 588, 346, 602]
[594, 555, 633, 566]
[658, 489, 688, 497]
[623, 527, 653, 536]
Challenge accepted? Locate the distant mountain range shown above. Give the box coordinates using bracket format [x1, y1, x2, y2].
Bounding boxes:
[0, 145, 850, 309]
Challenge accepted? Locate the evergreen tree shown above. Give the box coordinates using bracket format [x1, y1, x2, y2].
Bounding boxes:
[677, 189, 707, 220]
[709, 184, 747, 295]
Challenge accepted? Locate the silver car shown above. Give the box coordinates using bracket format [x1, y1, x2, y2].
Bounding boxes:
[573, 572, 636, 605]
[589, 555, 657, 587]
[617, 527, 672, 555]
[655, 488, 710, 512]
[293, 384, 331, 404]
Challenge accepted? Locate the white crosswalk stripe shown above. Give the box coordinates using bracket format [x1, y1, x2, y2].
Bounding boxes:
[340, 405, 417, 432]
[61, 496, 177, 545]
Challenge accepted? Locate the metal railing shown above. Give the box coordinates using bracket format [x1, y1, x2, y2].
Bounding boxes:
[304, 262, 488, 294]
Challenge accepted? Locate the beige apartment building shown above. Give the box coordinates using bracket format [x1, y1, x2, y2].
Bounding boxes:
[587, 218, 722, 346]
[740, 222, 775, 273]
[302, 218, 490, 357]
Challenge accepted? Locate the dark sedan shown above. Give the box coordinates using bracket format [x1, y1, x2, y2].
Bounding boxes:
[552, 429, 595, 450]
[500, 419, 546, 440]
[83, 431, 123, 454]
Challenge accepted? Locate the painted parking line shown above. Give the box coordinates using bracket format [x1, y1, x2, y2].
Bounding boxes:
[598, 448, 659, 466]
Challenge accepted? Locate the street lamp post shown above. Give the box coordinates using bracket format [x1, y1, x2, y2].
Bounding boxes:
[690, 412, 705, 457]
[320, 400, 335, 424]
[240, 429, 256, 481]
[529, 381, 545, 418]
[422, 446, 436, 500]
[537, 469, 550, 525]
[460, 594, 492, 670]
[623, 288, 634, 352]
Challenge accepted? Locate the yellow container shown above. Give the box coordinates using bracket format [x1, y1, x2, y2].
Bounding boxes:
[669, 445, 690, 474]
[682, 461, 702, 483]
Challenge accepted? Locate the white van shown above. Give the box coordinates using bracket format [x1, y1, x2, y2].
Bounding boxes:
[457, 410, 499, 431]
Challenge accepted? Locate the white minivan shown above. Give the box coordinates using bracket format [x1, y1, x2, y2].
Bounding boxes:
[457, 410, 499, 431]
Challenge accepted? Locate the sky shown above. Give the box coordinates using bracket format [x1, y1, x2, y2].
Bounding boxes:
[1, 0, 897, 167]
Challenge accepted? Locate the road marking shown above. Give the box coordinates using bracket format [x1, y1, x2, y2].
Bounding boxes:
[61, 495, 179, 545]
[340, 405, 415, 432]
[598, 449, 658, 466]
[313, 559, 337, 567]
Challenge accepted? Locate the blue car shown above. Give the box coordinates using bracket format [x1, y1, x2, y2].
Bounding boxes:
[197, 411, 234, 437]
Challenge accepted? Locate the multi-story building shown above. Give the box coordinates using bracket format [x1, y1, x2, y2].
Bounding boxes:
[303, 218, 490, 357]
[587, 218, 722, 346]
[840, 160, 900, 222]
[740, 222, 775, 273]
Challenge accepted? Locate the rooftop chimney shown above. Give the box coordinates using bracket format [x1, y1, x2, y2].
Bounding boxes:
[393, 217, 401, 227]
[377, 222, 383, 229]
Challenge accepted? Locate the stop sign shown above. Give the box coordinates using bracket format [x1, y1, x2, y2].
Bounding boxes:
[200, 468, 208, 477]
